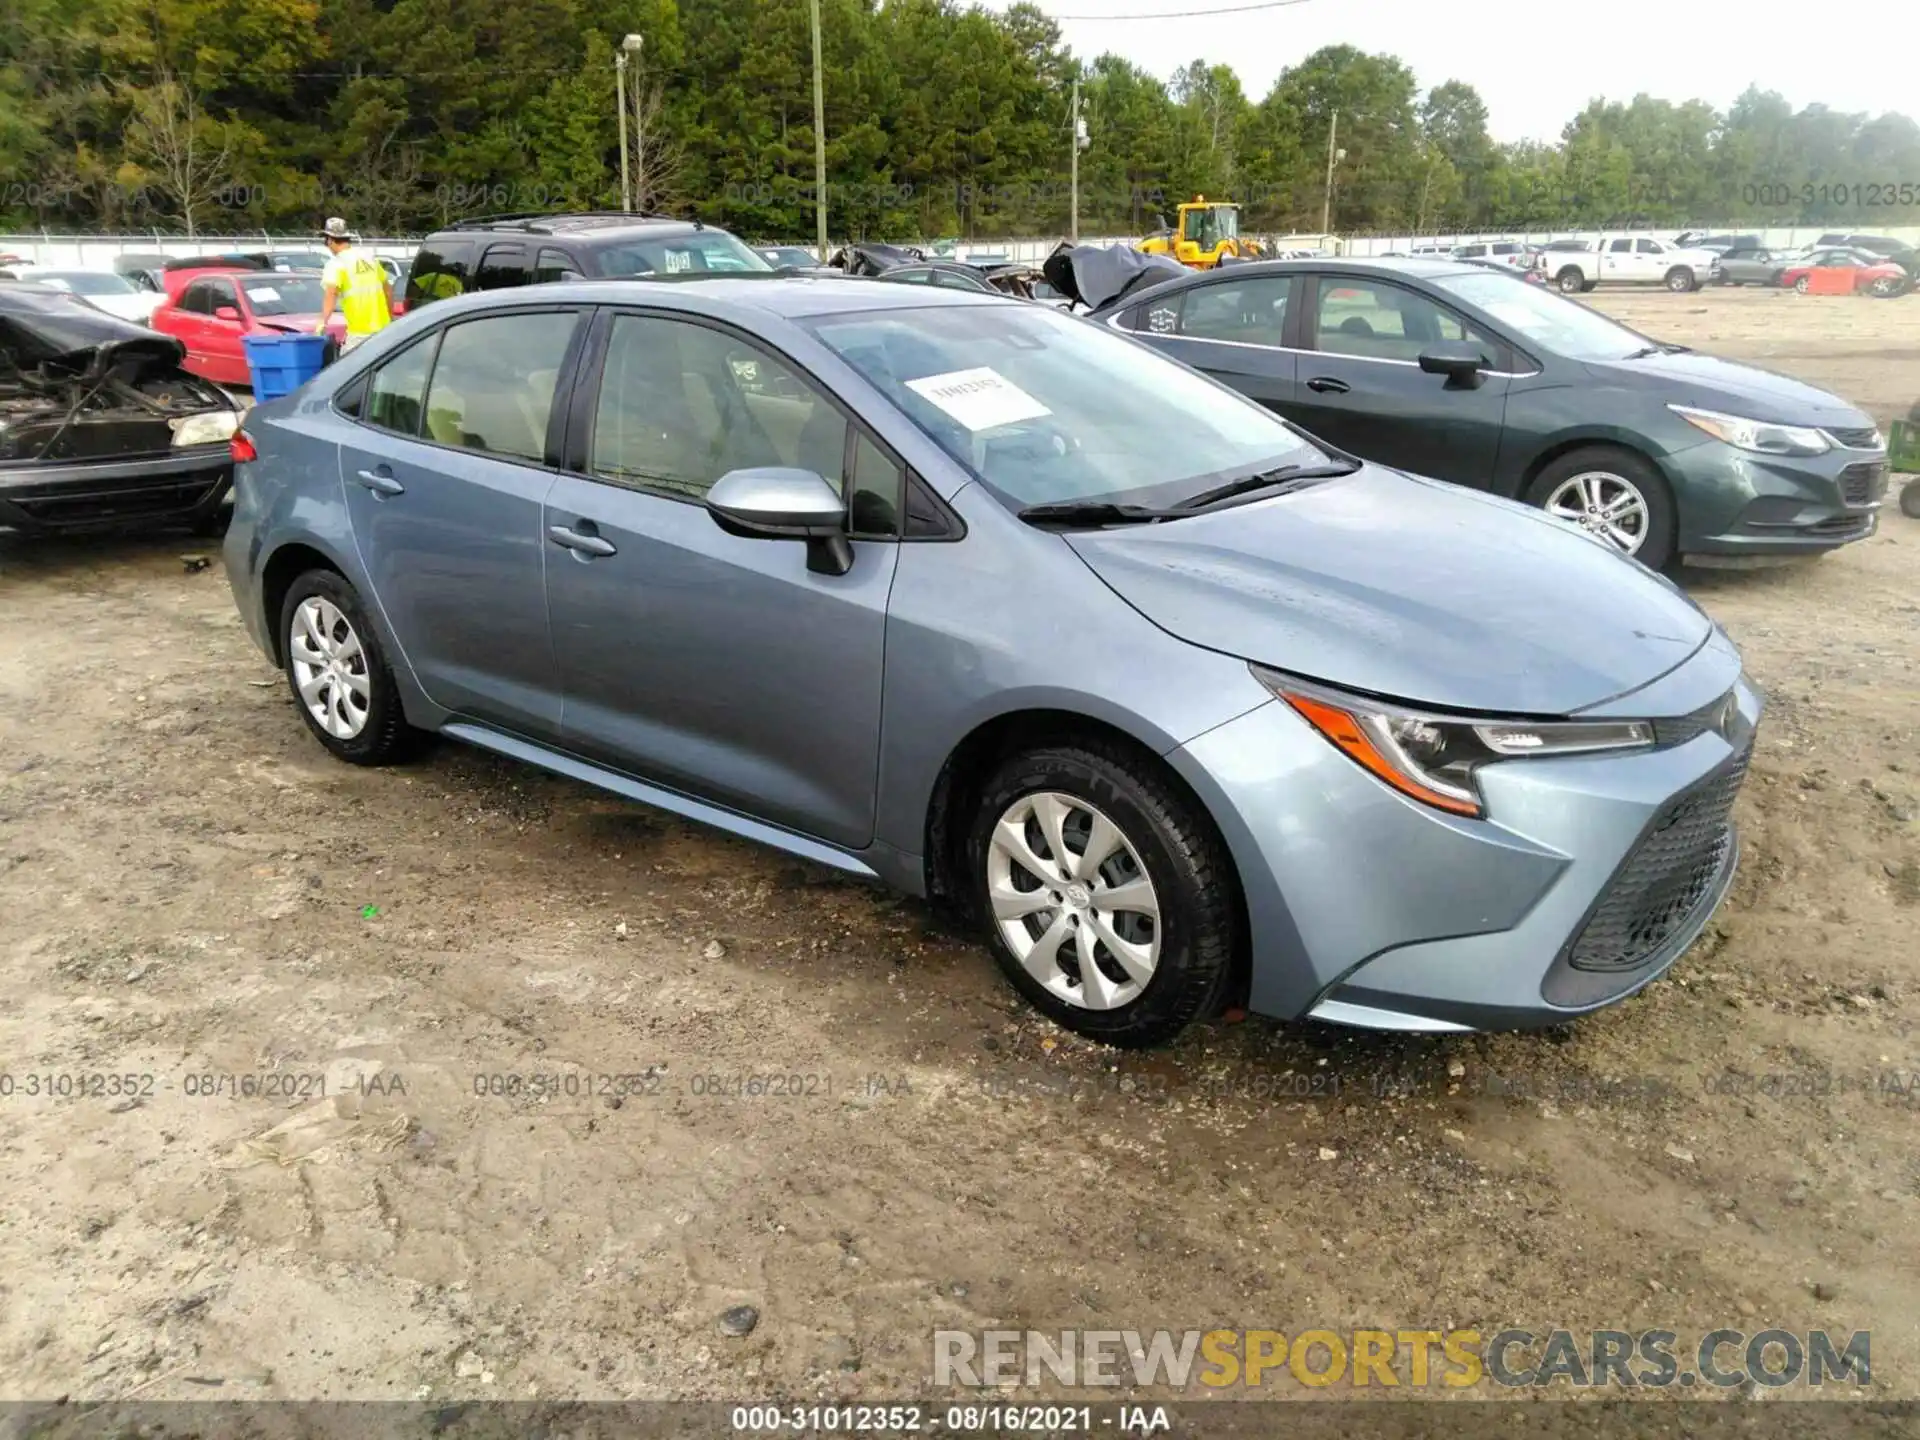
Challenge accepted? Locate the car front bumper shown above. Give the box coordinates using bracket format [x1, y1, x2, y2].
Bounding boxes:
[1168, 646, 1761, 1032]
[1665, 437, 1887, 558]
[0, 447, 232, 533]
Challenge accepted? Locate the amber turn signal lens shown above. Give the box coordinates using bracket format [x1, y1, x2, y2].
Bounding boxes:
[1281, 691, 1483, 817]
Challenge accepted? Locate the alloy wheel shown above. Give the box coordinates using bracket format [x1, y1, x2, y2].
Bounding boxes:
[985, 791, 1161, 1011]
[289, 596, 372, 740]
[1545, 471, 1651, 556]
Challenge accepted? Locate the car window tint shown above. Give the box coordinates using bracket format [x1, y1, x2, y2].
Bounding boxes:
[590, 314, 848, 501]
[404, 243, 472, 307]
[1138, 294, 1183, 334]
[177, 283, 209, 315]
[1177, 277, 1290, 345]
[206, 279, 238, 312]
[1608, 238, 1633, 253]
[535, 248, 579, 284]
[850, 431, 902, 538]
[1313, 277, 1482, 361]
[365, 333, 439, 437]
[933, 270, 986, 290]
[422, 311, 577, 461]
[475, 245, 528, 290]
[1635, 239, 1661, 254]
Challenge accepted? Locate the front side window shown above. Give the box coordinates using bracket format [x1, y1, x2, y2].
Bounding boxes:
[178, 282, 213, 315]
[535, 248, 581, 284]
[404, 243, 473, 307]
[421, 311, 578, 461]
[589, 314, 847, 500]
[203, 279, 239, 316]
[1635, 239, 1662, 255]
[364, 333, 439, 436]
[1312, 277, 1480, 362]
[1177, 277, 1291, 345]
[805, 302, 1320, 512]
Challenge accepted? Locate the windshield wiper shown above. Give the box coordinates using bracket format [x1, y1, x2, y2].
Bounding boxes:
[1622, 343, 1689, 359]
[1017, 501, 1177, 529]
[1172, 459, 1361, 513]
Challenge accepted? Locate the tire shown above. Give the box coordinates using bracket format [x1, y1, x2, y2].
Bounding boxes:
[278, 568, 419, 765]
[1555, 267, 1585, 294]
[1665, 266, 1696, 293]
[1580, 279, 1597, 293]
[1901, 479, 1920, 520]
[1525, 446, 1678, 571]
[1794, 274, 1811, 294]
[967, 741, 1238, 1048]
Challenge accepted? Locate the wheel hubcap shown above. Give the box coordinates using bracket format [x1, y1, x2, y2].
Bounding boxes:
[290, 596, 371, 740]
[986, 791, 1161, 1011]
[1544, 471, 1650, 555]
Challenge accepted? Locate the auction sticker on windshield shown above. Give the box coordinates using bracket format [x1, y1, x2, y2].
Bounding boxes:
[906, 367, 1051, 431]
[249, 286, 281, 303]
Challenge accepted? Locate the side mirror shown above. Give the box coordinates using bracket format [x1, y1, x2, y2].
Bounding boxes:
[214, 304, 242, 321]
[705, 467, 852, 576]
[1418, 341, 1490, 390]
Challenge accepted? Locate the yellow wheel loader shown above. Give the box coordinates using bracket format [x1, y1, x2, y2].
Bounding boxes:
[1136, 197, 1262, 269]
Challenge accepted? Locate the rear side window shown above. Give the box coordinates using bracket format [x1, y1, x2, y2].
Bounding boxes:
[1176, 277, 1291, 345]
[364, 333, 440, 437]
[475, 245, 529, 290]
[422, 311, 579, 461]
[535, 248, 582, 284]
[404, 243, 474, 308]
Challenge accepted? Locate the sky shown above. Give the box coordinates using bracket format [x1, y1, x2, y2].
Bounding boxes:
[983, 0, 1917, 143]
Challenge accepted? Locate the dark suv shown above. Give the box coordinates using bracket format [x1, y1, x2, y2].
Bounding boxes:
[403, 213, 771, 310]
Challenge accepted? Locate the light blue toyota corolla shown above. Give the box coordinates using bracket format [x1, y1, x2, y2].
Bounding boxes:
[224, 276, 1760, 1046]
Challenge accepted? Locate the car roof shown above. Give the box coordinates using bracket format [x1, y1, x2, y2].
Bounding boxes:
[433, 273, 1014, 322]
[427, 213, 712, 243]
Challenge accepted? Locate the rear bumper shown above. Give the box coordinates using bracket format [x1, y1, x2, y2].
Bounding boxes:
[0, 447, 231, 532]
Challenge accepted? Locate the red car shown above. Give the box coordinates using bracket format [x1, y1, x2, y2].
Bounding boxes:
[150, 268, 345, 387]
[1778, 248, 1909, 296]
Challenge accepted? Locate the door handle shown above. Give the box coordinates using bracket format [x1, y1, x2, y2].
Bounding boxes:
[548, 524, 617, 558]
[1305, 376, 1350, 394]
[352, 468, 405, 497]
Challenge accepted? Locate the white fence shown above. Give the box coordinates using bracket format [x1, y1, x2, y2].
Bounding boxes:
[6, 222, 1917, 272]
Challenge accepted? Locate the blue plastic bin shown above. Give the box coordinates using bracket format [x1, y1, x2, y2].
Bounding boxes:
[243, 333, 328, 400]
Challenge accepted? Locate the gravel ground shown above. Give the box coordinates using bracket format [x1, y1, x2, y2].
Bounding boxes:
[0, 285, 1916, 1408]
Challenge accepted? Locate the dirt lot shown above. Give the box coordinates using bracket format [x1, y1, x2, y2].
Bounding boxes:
[1, 286, 1916, 1410]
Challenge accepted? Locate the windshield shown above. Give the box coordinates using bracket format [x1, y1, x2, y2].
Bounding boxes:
[597, 231, 772, 276]
[240, 276, 325, 315]
[270, 252, 328, 271]
[41, 272, 137, 296]
[1433, 272, 1653, 361]
[804, 303, 1322, 510]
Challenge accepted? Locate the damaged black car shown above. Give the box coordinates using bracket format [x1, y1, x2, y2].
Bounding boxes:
[0, 283, 240, 534]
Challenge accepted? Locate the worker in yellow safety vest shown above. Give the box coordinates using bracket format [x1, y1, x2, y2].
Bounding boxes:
[314, 216, 392, 353]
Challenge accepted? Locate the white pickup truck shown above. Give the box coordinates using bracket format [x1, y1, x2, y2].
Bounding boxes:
[1542, 236, 1720, 295]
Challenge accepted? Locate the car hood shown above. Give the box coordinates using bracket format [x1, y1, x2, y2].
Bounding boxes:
[0, 283, 186, 383]
[1585, 351, 1872, 427]
[1065, 467, 1713, 716]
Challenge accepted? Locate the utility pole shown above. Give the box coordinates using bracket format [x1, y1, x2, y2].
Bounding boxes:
[1069, 79, 1085, 242]
[617, 33, 643, 212]
[810, 0, 828, 263]
[1321, 109, 1339, 236]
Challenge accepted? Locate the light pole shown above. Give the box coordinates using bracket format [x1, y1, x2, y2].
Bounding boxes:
[616, 33, 644, 213]
[1069, 79, 1087, 242]
[1321, 110, 1344, 236]
[810, 0, 828, 262]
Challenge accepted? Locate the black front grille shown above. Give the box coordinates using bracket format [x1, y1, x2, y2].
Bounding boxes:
[1652, 689, 1733, 746]
[1839, 461, 1887, 507]
[1824, 426, 1882, 450]
[1565, 742, 1751, 973]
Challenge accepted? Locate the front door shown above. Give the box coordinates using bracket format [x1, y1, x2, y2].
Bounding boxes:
[543, 309, 899, 848]
[1131, 273, 1297, 414]
[1285, 273, 1509, 487]
[337, 307, 584, 736]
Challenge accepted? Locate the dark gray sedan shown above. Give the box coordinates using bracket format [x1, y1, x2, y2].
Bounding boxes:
[1091, 256, 1886, 570]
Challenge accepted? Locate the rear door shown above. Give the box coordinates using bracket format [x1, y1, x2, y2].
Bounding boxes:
[1124, 274, 1297, 413]
[336, 306, 586, 736]
[541, 307, 900, 848]
[1286, 273, 1510, 487]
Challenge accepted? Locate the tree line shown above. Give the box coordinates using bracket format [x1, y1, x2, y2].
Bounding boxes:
[3, 0, 1917, 241]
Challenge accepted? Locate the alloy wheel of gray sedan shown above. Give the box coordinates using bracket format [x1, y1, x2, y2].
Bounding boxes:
[986, 790, 1161, 1010]
[1544, 471, 1651, 556]
[289, 596, 372, 740]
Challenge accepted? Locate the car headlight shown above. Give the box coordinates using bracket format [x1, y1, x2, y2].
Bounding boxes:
[1669, 404, 1829, 457]
[1255, 670, 1654, 818]
[170, 410, 241, 448]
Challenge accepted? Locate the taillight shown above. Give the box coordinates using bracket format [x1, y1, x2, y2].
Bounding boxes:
[230, 430, 258, 464]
